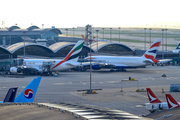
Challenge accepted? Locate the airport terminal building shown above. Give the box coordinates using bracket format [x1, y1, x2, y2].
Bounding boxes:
[0, 25, 62, 46]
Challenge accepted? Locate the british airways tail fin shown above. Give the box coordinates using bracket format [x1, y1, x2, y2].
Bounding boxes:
[176, 43, 180, 49]
[142, 39, 162, 63]
[14, 77, 41, 103]
[3, 87, 18, 102]
[166, 94, 180, 109]
[146, 88, 162, 103]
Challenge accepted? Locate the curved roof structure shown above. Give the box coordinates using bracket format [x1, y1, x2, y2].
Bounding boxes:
[49, 42, 94, 53]
[27, 26, 40, 31]
[90, 42, 133, 52]
[7, 42, 54, 53]
[7, 26, 20, 31]
[49, 42, 75, 52]
[42, 28, 62, 35]
[0, 46, 11, 54]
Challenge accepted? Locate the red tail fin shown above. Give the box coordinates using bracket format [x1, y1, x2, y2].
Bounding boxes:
[146, 88, 162, 103]
[166, 94, 180, 109]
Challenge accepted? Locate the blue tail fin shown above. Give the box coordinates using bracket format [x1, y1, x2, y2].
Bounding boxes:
[3, 87, 18, 102]
[176, 43, 180, 49]
[14, 77, 41, 103]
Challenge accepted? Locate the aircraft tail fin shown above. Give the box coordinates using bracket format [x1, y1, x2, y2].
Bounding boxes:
[142, 39, 162, 63]
[63, 40, 84, 62]
[166, 94, 180, 109]
[14, 77, 41, 103]
[3, 87, 18, 102]
[146, 88, 162, 103]
[176, 43, 180, 49]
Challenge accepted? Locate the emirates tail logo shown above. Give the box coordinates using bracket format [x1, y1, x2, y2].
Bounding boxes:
[167, 97, 178, 109]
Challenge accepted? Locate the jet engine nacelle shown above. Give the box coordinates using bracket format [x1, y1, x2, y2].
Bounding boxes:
[10, 67, 22, 74]
[91, 65, 101, 70]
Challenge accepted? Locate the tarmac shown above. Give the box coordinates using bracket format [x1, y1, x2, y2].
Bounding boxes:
[0, 65, 180, 119]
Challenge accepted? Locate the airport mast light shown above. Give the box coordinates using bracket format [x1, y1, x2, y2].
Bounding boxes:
[65, 29, 68, 41]
[23, 31, 26, 58]
[165, 29, 168, 51]
[144, 28, 146, 50]
[96, 30, 99, 53]
[110, 28, 112, 42]
[102, 28, 104, 41]
[162, 29, 164, 51]
[118, 27, 121, 43]
[149, 28, 152, 46]
[73, 27, 75, 38]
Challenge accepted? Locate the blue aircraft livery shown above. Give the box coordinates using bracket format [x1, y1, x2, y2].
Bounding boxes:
[14, 77, 41, 103]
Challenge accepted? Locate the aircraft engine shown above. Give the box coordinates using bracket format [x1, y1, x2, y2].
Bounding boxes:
[10, 67, 22, 73]
[91, 65, 101, 70]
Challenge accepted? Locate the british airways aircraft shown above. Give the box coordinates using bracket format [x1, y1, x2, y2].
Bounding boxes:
[10, 40, 84, 75]
[0, 77, 41, 103]
[85, 39, 163, 71]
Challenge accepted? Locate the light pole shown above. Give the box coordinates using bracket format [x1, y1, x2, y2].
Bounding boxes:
[9, 30, 11, 45]
[73, 27, 75, 38]
[96, 30, 99, 53]
[118, 27, 121, 43]
[110, 28, 112, 42]
[144, 28, 146, 50]
[23, 31, 26, 58]
[162, 29, 164, 51]
[165, 29, 168, 51]
[149, 28, 152, 46]
[42, 24, 44, 29]
[102, 28, 104, 41]
[65, 29, 68, 41]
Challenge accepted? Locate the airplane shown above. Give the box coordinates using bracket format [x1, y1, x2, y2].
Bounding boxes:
[165, 94, 180, 109]
[84, 39, 164, 71]
[10, 40, 84, 75]
[0, 87, 18, 103]
[0, 77, 41, 103]
[145, 88, 180, 113]
[173, 43, 180, 53]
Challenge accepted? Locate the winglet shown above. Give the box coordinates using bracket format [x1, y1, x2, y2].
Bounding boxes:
[14, 77, 41, 103]
[166, 94, 180, 109]
[146, 88, 162, 103]
[3, 87, 18, 102]
[142, 39, 162, 63]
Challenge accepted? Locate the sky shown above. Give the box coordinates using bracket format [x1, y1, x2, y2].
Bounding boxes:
[1, 0, 180, 29]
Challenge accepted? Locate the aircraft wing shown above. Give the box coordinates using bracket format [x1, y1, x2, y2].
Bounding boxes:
[158, 59, 172, 63]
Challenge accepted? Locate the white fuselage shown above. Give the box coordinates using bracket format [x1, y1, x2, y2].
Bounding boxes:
[145, 102, 180, 111]
[88, 56, 151, 68]
[23, 59, 80, 72]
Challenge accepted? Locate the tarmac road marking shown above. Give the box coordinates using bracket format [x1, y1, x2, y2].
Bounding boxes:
[130, 93, 148, 99]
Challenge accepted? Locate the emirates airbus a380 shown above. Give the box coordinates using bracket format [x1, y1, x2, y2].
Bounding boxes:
[85, 39, 167, 71]
[10, 40, 84, 75]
